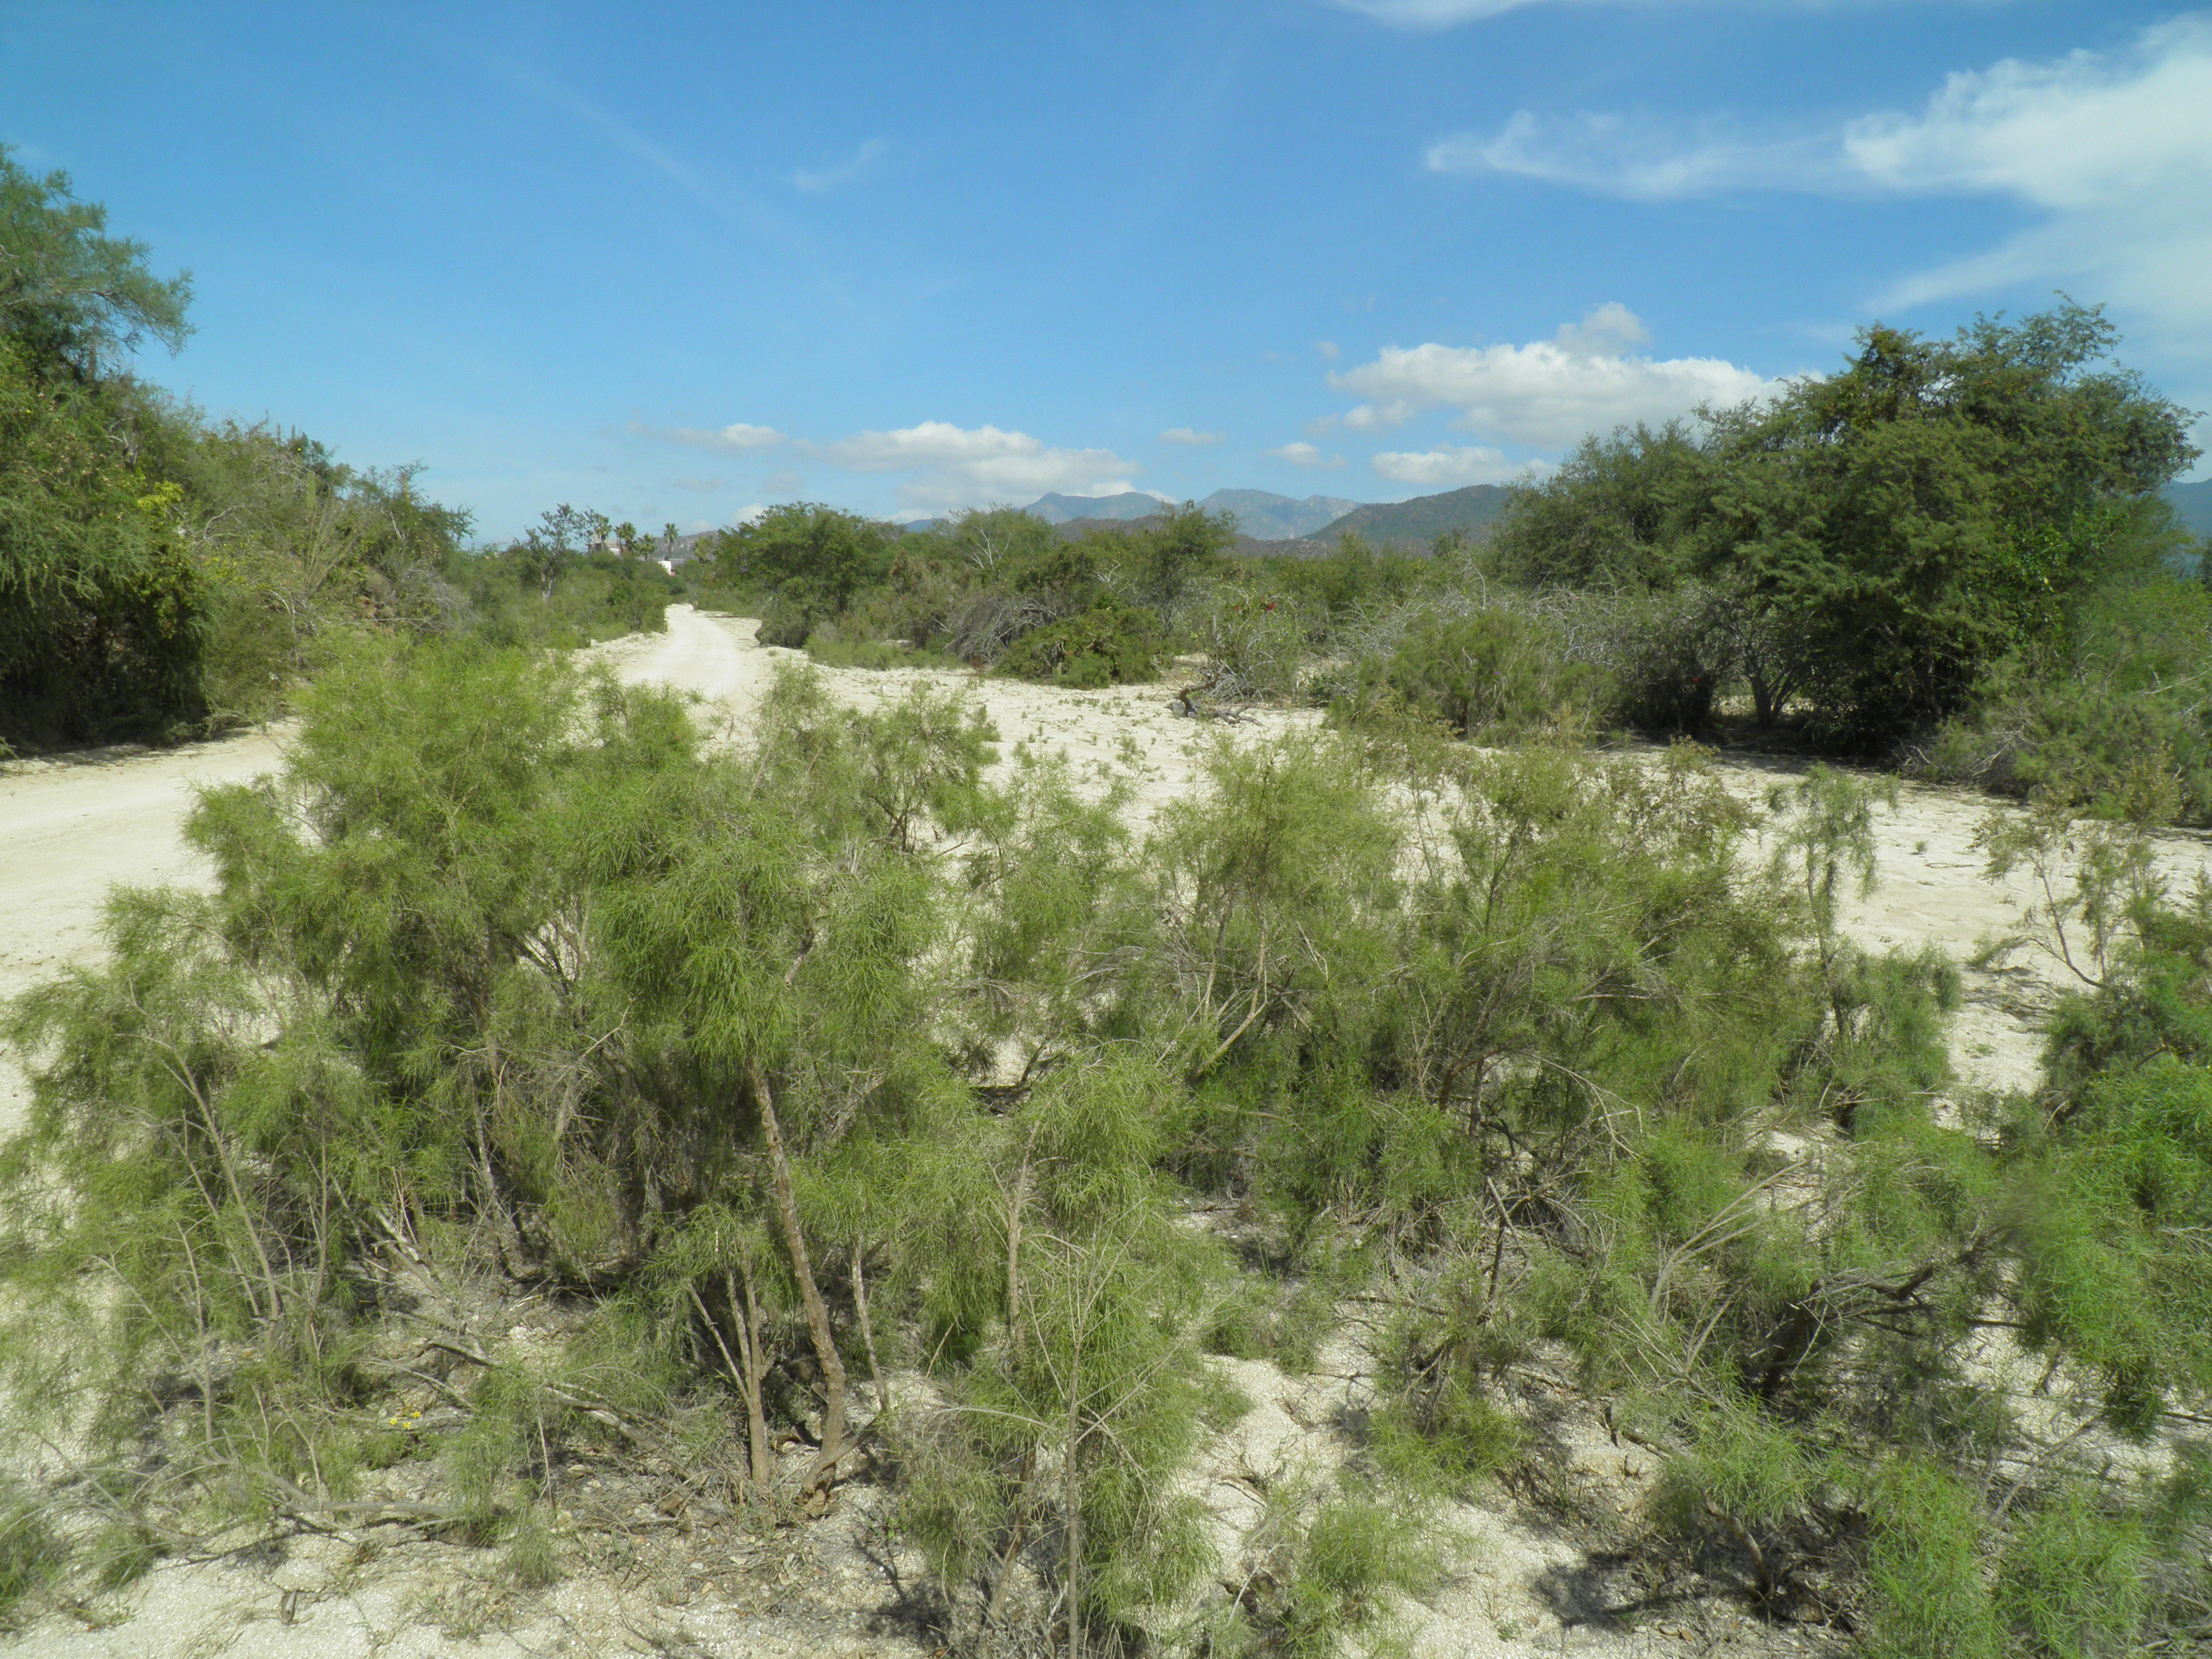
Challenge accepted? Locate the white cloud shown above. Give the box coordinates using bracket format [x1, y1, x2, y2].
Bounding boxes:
[814, 421, 1139, 512]
[1341, 0, 1536, 21]
[1427, 18, 2212, 346]
[629, 419, 786, 452]
[1846, 19, 2212, 333]
[1371, 444, 1542, 485]
[1272, 442, 1346, 469]
[1341, 401, 1415, 431]
[1347, 0, 1956, 27]
[1160, 427, 1224, 445]
[793, 138, 889, 193]
[1554, 300, 1653, 354]
[1315, 339, 1341, 360]
[733, 503, 771, 526]
[1428, 111, 1843, 200]
[1328, 305, 1775, 447]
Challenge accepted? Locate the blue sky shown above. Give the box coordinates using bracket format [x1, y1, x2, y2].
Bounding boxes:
[4, 1, 2207, 539]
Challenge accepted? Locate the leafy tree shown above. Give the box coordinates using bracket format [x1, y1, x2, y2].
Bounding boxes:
[0, 145, 191, 380]
[1490, 419, 1704, 591]
[709, 502, 892, 631]
[1129, 500, 1235, 615]
[0, 339, 206, 742]
[937, 503, 1058, 580]
[1482, 303, 2200, 750]
[1690, 304, 2197, 743]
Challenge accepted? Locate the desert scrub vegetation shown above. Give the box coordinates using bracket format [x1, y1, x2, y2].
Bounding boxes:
[698, 498, 1238, 692]
[6, 632, 2211, 1653]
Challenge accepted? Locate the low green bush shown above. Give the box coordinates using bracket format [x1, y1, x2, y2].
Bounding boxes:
[800, 622, 959, 671]
[0, 1492, 63, 1627]
[1331, 605, 1603, 740]
[996, 600, 1156, 686]
[1913, 573, 2212, 821]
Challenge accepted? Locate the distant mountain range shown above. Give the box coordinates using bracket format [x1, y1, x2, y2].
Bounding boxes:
[1026, 489, 1363, 539]
[845, 478, 2210, 556]
[1026, 492, 1171, 525]
[1029, 486, 1492, 548]
[1197, 490, 1364, 540]
[2167, 480, 2212, 537]
[1025, 474, 2209, 552]
[1311, 485, 1513, 548]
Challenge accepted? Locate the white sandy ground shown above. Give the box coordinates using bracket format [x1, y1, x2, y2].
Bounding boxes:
[2, 603, 2205, 1656]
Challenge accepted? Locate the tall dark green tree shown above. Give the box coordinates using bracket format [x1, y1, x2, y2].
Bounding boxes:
[711, 502, 892, 613]
[0, 149, 206, 741]
[1490, 419, 1705, 591]
[1689, 305, 2196, 742]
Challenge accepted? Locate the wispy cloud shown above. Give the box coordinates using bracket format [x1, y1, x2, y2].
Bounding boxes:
[1314, 340, 1341, 360]
[1371, 444, 1544, 485]
[815, 421, 1139, 512]
[1423, 17, 2212, 347]
[669, 476, 727, 492]
[1160, 427, 1224, 445]
[628, 419, 787, 452]
[1327, 305, 1772, 448]
[1271, 442, 1346, 469]
[793, 138, 889, 193]
[1430, 111, 1845, 201]
[497, 62, 803, 251]
[636, 415, 1142, 513]
[1347, 0, 1969, 29]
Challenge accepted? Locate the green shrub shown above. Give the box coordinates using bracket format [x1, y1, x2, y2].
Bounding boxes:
[756, 577, 828, 647]
[1572, 582, 1735, 734]
[1913, 574, 2212, 822]
[996, 600, 1156, 686]
[1861, 1461, 2003, 1659]
[1259, 532, 1430, 635]
[1333, 606, 1601, 741]
[1229, 1486, 1439, 1659]
[0, 1492, 63, 1625]
[1369, 1377, 1525, 1497]
[1995, 1489, 2152, 1658]
[800, 622, 958, 671]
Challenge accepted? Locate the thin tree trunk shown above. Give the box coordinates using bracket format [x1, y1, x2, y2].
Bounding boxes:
[1065, 1382, 1085, 1659]
[988, 1448, 1034, 1627]
[990, 1150, 1036, 1628]
[691, 1277, 772, 1489]
[747, 1054, 848, 1494]
[1006, 1137, 1033, 1367]
[852, 1242, 888, 1416]
[726, 1266, 772, 1485]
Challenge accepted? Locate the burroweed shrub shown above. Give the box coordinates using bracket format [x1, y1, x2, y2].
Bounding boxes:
[1331, 605, 1602, 741]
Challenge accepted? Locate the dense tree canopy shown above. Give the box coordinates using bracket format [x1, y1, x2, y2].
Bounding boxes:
[1490, 303, 2201, 746]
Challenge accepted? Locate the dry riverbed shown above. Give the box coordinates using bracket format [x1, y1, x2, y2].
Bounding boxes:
[1, 605, 2201, 1656]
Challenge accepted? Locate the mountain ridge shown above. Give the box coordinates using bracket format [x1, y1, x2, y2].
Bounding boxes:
[1312, 484, 1515, 547]
[2166, 479, 2212, 537]
[1024, 489, 1364, 538]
